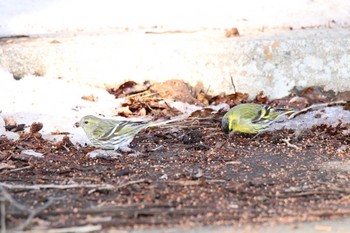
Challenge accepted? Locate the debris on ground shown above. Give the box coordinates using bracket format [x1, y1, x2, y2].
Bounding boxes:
[1, 76, 350, 231]
[1, 119, 350, 231]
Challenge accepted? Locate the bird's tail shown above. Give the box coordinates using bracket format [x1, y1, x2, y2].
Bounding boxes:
[146, 116, 184, 128]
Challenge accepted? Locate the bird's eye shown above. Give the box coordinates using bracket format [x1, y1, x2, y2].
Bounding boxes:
[84, 121, 89, 124]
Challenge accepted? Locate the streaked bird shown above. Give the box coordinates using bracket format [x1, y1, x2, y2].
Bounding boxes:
[221, 103, 294, 134]
[76, 115, 176, 152]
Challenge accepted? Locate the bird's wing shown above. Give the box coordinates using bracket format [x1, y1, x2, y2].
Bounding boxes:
[92, 120, 123, 140]
[251, 105, 271, 123]
[100, 121, 149, 140]
[235, 104, 266, 122]
[251, 106, 293, 124]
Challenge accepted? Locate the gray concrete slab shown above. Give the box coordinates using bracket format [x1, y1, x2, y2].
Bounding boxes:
[1, 28, 350, 99]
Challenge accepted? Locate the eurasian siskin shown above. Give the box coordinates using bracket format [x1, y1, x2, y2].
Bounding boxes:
[76, 115, 175, 152]
[221, 103, 294, 134]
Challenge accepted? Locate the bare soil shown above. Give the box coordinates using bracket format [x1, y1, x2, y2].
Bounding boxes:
[1, 120, 350, 231]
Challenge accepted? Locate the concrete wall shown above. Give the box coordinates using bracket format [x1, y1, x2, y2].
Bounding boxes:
[1, 0, 350, 99]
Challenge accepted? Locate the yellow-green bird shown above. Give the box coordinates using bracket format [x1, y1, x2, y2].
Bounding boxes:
[221, 103, 294, 134]
[76, 115, 177, 152]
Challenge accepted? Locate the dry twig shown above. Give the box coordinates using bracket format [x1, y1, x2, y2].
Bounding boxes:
[0, 183, 114, 191]
[163, 179, 226, 186]
[288, 100, 349, 119]
[0, 186, 58, 231]
[281, 137, 302, 151]
[25, 224, 103, 233]
[15, 197, 56, 231]
[0, 165, 32, 174]
[116, 179, 149, 189]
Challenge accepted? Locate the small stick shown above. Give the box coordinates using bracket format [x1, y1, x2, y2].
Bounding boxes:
[0, 187, 59, 231]
[282, 137, 302, 151]
[116, 179, 149, 189]
[288, 100, 348, 119]
[230, 75, 237, 94]
[0, 183, 114, 191]
[1, 165, 32, 174]
[205, 85, 211, 95]
[0, 186, 27, 211]
[15, 198, 56, 231]
[19, 225, 102, 233]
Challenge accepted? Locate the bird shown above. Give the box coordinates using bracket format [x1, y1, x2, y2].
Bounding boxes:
[221, 103, 294, 134]
[75, 115, 177, 152]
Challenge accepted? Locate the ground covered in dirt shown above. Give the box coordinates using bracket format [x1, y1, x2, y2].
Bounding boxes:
[1, 117, 350, 232]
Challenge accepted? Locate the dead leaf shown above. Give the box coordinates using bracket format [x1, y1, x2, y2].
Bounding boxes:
[210, 92, 249, 106]
[225, 27, 240, 37]
[335, 91, 350, 101]
[30, 122, 43, 133]
[136, 108, 147, 117]
[55, 135, 75, 150]
[190, 108, 215, 118]
[147, 100, 168, 109]
[117, 106, 133, 117]
[82, 94, 98, 102]
[197, 92, 210, 105]
[150, 79, 199, 104]
[288, 96, 310, 109]
[293, 86, 335, 104]
[255, 91, 268, 104]
[107, 81, 149, 98]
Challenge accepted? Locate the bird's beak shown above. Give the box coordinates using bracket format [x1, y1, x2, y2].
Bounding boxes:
[74, 122, 80, 128]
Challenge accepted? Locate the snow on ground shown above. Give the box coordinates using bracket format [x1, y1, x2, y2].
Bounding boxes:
[0, 0, 350, 35]
[1, 67, 349, 149]
[0, 68, 226, 147]
[0, 0, 350, 148]
[0, 69, 120, 145]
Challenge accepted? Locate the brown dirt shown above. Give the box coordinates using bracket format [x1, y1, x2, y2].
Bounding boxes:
[1, 120, 350, 231]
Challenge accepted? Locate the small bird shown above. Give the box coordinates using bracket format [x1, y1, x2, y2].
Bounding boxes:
[75, 115, 176, 152]
[221, 103, 294, 134]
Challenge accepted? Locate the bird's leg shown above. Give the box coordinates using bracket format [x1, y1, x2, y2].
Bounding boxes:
[251, 131, 265, 139]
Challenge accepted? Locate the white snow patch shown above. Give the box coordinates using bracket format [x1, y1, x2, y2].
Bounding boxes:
[0, 69, 120, 146]
[1, 68, 349, 150]
[270, 106, 350, 131]
[1, 0, 350, 35]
